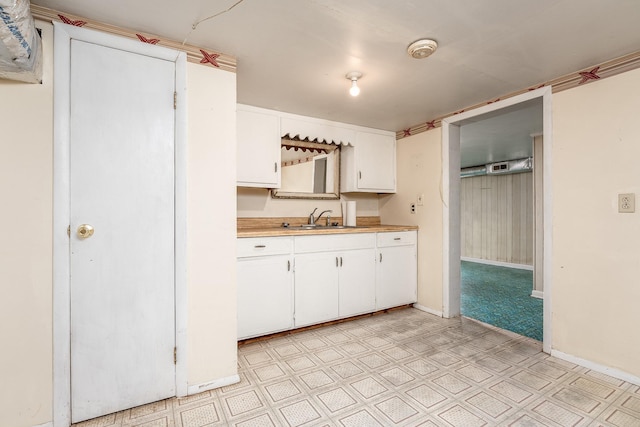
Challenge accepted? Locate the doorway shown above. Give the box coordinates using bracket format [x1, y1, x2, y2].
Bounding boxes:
[458, 102, 542, 340]
[53, 23, 188, 426]
[442, 87, 553, 353]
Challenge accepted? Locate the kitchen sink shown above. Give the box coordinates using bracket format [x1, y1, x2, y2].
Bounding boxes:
[283, 224, 360, 230]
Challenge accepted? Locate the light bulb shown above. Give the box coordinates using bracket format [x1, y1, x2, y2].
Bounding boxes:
[349, 80, 360, 97]
[345, 71, 363, 97]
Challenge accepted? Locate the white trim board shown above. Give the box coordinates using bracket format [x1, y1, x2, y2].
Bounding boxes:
[33, 423, 53, 427]
[413, 304, 443, 318]
[52, 22, 188, 427]
[551, 350, 640, 386]
[531, 290, 544, 299]
[461, 257, 533, 271]
[187, 374, 241, 395]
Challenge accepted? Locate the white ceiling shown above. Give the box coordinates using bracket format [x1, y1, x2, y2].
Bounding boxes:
[459, 98, 542, 168]
[31, 0, 640, 164]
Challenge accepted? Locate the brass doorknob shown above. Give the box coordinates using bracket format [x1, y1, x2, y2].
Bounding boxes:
[77, 224, 94, 239]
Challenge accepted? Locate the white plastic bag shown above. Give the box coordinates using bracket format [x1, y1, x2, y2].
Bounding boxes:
[0, 0, 43, 83]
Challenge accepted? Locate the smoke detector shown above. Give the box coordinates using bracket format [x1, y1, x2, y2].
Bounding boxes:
[407, 39, 438, 59]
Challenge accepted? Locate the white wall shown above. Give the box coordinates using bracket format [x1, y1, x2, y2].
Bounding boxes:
[379, 129, 443, 314]
[460, 172, 534, 265]
[385, 67, 640, 379]
[0, 21, 54, 427]
[281, 162, 314, 193]
[0, 22, 238, 427]
[237, 188, 380, 219]
[186, 63, 238, 386]
[552, 67, 640, 378]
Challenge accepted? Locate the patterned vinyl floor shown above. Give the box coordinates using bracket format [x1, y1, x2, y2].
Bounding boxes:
[73, 308, 640, 427]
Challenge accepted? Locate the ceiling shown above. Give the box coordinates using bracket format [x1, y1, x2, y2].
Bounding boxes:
[459, 98, 542, 168]
[31, 0, 640, 164]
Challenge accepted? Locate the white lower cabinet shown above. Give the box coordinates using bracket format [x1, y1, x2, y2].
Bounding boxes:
[237, 237, 293, 339]
[237, 230, 416, 339]
[376, 231, 418, 310]
[339, 248, 376, 317]
[293, 252, 339, 327]
[293, 233, 376, 327]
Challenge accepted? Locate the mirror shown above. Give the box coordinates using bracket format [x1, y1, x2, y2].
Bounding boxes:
[272, 139, 340, 199]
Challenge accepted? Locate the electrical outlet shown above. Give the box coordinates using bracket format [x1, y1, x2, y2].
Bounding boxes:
[410, 203, 416, 214]
[618, 193, 635, 213]
[417, 194, 424, 206]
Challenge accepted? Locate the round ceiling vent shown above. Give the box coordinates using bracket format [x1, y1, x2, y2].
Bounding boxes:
[407, 39, 438, 59]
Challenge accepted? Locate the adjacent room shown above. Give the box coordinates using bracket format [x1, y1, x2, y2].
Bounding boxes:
[458, 100, 544, 341]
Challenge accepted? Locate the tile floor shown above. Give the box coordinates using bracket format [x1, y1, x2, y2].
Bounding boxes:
[74, 308, 640, 427]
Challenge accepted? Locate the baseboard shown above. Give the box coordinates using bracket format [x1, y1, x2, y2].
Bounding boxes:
[187, 374, 240, 395]
[551, 350, 640, 386]
[413, 303, 443, 317]
[461, 257, 533, 271]
[531, 290, 544, 299]
[33, 422, 53, 427]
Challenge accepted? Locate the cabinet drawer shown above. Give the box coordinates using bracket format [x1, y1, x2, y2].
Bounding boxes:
[238, 237, 293, 258]
[377, 231, 417, 247]
[295, 233, 375, 253]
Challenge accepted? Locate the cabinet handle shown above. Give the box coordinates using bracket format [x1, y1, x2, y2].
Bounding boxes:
[358, 171, 362, 180]
[254, 245, 266, 248]
[394, 237, 401, 241]
[287, 260, 291, 271]
[379, 253, 383, 262]
[336, 257, 339, 267]
[274, 162, 278, 173]
[340, 256, 343, 267]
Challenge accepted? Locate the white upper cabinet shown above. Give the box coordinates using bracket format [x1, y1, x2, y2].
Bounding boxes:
[341, 131, 397, 193]
[236, 105, 397, 193]
[280, 117, 356, 145]
[237, 105, 281, 188]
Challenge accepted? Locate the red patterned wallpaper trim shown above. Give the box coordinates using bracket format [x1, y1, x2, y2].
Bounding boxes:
[395, 51, 640, 140]
[32, 5, 237, 73]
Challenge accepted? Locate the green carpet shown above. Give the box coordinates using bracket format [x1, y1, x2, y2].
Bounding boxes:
[461, 260, 542, 341]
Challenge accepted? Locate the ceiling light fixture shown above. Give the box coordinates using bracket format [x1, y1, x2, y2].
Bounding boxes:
[407, 39, 438, 59]
[345, 71, 362, 97]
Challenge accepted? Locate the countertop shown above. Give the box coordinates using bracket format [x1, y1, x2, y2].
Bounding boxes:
[237, 224, 418, 238]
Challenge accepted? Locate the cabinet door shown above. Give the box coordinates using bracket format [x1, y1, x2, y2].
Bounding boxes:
[294, 252, 339, 327]
[237, 255, 293, 339]
[355, 132, 396, 192]
[376, 245, 417, 310]
[237, 109, 280, 188]
[339, 249, 376, 317]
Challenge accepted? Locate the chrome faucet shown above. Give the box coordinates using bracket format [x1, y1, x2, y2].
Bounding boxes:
[308, 208, 333, 226]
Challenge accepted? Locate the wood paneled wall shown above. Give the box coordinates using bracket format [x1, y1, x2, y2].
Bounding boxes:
[460, 172, 533, 265]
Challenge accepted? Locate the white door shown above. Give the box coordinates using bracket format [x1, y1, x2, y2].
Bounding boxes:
[294, 252, 339, 327]
[356, 132, 396, 191]
[69, 39, 176, 422]
[236, 109, 280, 187]
[237, 255, 293, 339]
[339, 249, 376, 317]
[376, 245, 418, 310]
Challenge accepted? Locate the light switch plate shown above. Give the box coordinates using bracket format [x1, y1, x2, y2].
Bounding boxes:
[618, 193, 635, 213]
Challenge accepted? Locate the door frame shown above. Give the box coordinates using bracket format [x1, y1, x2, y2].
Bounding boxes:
[52, 23, 188, 427]
[441, 86, 553, 353]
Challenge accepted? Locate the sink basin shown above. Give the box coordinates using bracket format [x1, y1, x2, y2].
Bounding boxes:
[284, 224, 361, 230]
